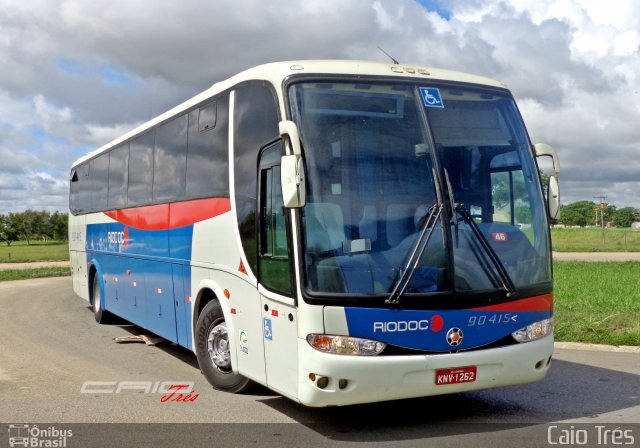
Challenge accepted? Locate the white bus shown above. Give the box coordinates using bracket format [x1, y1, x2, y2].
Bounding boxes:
[69, 60, 561, 407]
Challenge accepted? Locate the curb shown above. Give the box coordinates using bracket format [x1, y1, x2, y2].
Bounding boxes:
[554, 341, 640, 353]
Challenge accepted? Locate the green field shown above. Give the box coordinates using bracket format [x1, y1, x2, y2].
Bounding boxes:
[554, 261, 640, 346]
[0, 267, 71, 282]
[0, 240, 69, 263]
[552, 227, 640, 252]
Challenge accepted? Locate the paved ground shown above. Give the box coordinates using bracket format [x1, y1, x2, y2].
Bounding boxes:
[553, 252, 640, 261]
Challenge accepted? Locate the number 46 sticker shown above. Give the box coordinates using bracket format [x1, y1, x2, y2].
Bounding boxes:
[420, 87, 444, 108]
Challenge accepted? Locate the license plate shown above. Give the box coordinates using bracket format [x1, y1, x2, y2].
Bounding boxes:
[435, 366, 477, 385]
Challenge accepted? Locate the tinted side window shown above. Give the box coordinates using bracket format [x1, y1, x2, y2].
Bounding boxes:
[233, 82, 280, 275]
[128, 131, 155, 206]
[153, 115, 188, 202]
[186, 95, 229, 197]
[199, 102, 217, 132]
[70, 164, 89, 213]
[108, 143, 129, 209]
[90, 154, 109, 211]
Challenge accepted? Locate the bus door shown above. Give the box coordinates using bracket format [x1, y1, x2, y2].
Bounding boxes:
[258, 142, 298, 398]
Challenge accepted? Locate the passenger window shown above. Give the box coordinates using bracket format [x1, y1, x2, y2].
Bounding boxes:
[128, 130, 154, 206]
[186, 95, 229, 198]
[71, 164, 90, 213]
[198, 102, 217, 132]
[233, 82, 280, 275]
[90, 154, 109, 211]
[108, 143, 129, 209]
[153, 114, 188, 202]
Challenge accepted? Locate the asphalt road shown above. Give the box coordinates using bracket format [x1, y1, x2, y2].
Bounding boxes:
[0, 277, 638, 448]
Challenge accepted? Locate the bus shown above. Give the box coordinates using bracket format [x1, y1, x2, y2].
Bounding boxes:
[69, 60, 561, 407]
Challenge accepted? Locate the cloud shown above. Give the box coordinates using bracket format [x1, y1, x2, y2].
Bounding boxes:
[0, 0, 639, 213]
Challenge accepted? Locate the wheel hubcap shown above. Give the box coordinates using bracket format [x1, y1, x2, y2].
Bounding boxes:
[94, 283, 101, 313]
[207, 322, 231, 371]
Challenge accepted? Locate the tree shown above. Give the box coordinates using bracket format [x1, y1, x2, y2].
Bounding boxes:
[559, 201, 597, 227]
[613, 207, 640, 228]
[0, 214, 20, 246]
[19, 210, 43, 244]
[50, 212, 69, 241]
[0, 211, 69, 244]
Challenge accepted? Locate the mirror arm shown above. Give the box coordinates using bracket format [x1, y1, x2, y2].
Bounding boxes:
[279, 120, 302, 156]
[534, 143, 560, 175]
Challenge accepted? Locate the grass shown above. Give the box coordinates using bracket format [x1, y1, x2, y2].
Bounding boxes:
[554, 261, 640, 346]
[0, 267, 71, 282]
[552, 227, 640, 252]
[0, 240, 69, 262]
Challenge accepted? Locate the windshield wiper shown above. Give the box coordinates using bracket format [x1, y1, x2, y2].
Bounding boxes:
[387, 174, 443, 305]
[454, 204, 516, 297]
[442, 168, 516, 296]
[455, 204, 517, 296]
[386, 204, 442, 305]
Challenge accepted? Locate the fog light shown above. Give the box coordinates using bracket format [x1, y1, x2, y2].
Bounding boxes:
[512, 318, 553, 343]
[338, 379, 348, 390]
[316, 376, 329, 389]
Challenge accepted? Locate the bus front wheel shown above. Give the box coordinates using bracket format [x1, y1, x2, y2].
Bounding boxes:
[195, 300, 252, 393]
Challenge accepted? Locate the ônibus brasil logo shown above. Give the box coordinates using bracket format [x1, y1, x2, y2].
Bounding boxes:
[8, 424, 73, 448]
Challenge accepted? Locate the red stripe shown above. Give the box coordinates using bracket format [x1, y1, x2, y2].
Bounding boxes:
[471, 294, 553, 312]
[104, 198, 231, 230]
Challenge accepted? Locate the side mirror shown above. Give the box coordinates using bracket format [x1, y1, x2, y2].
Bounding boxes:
[279, 120, 306, 208]
[534, 143, 561, 221]
[281, 155, 306, 208]
[547, 175, 560, 221]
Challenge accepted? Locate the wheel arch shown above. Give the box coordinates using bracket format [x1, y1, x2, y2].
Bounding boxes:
[192, 279, 239, 374]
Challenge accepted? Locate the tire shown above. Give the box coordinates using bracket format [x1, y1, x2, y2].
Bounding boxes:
[195, 300, 252, 393]
[91, 274, 112, 324]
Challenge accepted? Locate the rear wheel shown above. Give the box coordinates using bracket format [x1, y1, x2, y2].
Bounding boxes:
[195, 300, 252, 393]
[91, 275, 112, 324]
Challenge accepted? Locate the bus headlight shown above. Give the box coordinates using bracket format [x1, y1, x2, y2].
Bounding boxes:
[512, 318, 553, 343]
[307, 334, 386, 356]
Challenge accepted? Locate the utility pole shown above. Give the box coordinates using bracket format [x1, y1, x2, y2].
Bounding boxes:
[593, 195, 608, 244]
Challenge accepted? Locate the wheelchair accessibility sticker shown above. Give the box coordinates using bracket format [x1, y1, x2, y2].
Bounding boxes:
[420, 87, 444, 108]
[263, 318, 273, 341]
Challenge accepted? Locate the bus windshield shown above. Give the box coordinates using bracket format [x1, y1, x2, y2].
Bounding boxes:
[289, 81, 551, 300]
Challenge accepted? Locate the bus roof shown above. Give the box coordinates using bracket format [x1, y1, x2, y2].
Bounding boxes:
[72, 60, 507, 168]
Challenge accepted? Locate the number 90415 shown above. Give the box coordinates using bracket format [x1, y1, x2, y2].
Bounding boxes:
[468, 313, 517, 327]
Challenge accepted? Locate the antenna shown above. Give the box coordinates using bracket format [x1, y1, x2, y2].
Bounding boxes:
[377, 46, 400, 65]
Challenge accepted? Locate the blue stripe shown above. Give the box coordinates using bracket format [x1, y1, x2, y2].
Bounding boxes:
[344, 307, 552, 351]
[87, 222, 194, 348]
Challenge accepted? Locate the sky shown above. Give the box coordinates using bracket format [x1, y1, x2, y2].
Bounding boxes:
[1, 0, 639, 213]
